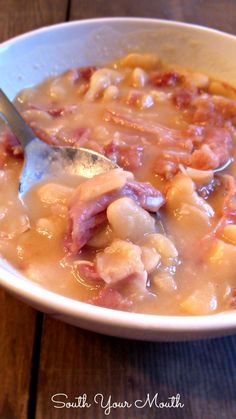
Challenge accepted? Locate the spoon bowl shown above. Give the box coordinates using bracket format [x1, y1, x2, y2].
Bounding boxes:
[0, 89, 116, 199]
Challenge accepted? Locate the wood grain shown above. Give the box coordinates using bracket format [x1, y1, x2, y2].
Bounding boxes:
[0, 2, 68, 418]
[0, 290, 36, 419]
[35, 317, 236, 419]
[0, 0, 68, 42]
[70, 0, 236, 34]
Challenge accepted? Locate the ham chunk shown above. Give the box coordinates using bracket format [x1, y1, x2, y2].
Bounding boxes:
[105, 140, 144, 171]
[150, 70, 181, 87]
[66, 169, 165, 253]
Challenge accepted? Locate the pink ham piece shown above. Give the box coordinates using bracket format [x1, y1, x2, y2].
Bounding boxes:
[104, 108, 191, 146]
[0, 125, 22, 167]
[154, 126, 233, 175]
[189, 127, 232, 170]
[105, 141, 144, 170]
[150, 70, 181, 87]
[65, 168, 165, 253]
[193, 94, 236, 128]
[173, 86, 199, 109]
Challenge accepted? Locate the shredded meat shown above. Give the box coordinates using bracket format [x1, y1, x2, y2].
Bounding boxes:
[193, 95, 236, 128]
[104, 108, 192, 147]
[173, 86, 199, 109]
[105, 141, 144, 170]
[105, 109, 232, 177]
[189, 127, 232, 170]
[65, 169, 165, 253]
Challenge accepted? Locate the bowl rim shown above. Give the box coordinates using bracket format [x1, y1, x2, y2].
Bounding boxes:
[1, 262, 235, 333]
[1, 17, 236, 336]
[1, 16, 236, 50]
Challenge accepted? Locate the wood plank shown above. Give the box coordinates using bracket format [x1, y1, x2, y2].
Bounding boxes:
[0, 290, 36, 419]
[0, 0, 68, 42]
[70, 0, 236, 34]
[35, 316, 236, 419]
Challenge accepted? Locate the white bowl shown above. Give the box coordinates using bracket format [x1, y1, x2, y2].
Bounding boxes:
[1, 18, 236, 341]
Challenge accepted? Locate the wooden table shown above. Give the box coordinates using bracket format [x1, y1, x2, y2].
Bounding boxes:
[1, 1, 236, 418]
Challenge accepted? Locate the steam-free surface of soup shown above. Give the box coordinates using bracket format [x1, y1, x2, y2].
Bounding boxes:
[1, 52, 236, 315]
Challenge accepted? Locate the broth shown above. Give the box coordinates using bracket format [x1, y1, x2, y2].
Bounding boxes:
[1, 52, 236, 315]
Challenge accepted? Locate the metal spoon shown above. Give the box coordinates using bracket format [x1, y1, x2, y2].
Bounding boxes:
[0, 89, 116, 200]
[211, 158, 232, 173]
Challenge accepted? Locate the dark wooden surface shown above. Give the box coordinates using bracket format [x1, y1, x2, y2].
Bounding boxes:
[0, 1, 236, 418]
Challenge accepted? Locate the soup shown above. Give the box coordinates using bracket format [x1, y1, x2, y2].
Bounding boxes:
[1, 52, 236, 315]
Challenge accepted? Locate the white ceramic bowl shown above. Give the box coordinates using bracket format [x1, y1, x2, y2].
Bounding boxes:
[1, 18, 236, 341]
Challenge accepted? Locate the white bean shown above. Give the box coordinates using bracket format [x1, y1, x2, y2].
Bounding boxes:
[141, 246, 160, 273]
[152, 271, 177, 293]
[177, 203, 212, 232]
[143, 234, 178, 259]
[36, 218, 55, 238]
[181, 282, 217, 315]
[221, 224, 236, 245]
[182, 166, 213, 185]
[103, 85, 119, 101]
[208, 81, 236, 99]
[120, 53, 160, 70]
[208, 239, 236, 279]
[96, 239, 146, 284]
[107, 197, 156, 243]
[88, 225, 113, 248]
[86, 69, 123, 101]
[37, 183, 74, 206]
[166, 174, 214, 217]
[131, 67, 148, 88]
[49, 78, 67, 99]
[185, 72, 209, 89]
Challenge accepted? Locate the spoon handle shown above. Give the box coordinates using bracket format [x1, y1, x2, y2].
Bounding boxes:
[0, 89, 35, 148]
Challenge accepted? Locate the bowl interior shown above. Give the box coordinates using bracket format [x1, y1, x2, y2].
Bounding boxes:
[1, 18, 236, 340]
[1, 18, 236, 99]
